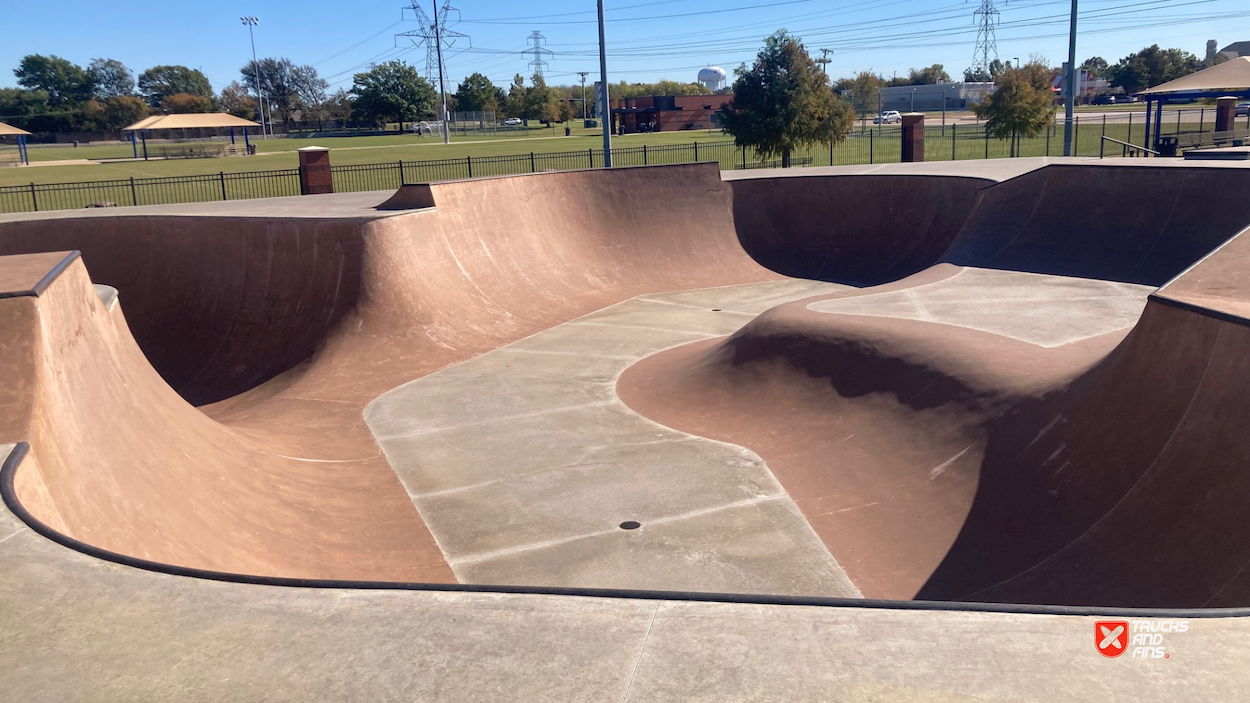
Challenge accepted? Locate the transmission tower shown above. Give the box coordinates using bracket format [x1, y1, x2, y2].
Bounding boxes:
[522, 31, 554, 78]
[395, 0, 470, 95]
[971, 0, 1001, 78]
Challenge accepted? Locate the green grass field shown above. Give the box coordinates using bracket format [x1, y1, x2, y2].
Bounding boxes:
[0, 127, 726, 187]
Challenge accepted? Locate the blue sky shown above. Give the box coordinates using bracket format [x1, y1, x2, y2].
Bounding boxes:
[1, 0, 1248, 93]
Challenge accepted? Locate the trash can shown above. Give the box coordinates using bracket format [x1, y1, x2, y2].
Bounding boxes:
[1157, 136, 1178, 157]
[247, 144, 257, 156]
[583, 119, 597, 128]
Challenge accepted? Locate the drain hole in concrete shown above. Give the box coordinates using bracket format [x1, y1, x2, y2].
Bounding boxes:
[619, 521, 641, 530]
[711, 308, 722, 312]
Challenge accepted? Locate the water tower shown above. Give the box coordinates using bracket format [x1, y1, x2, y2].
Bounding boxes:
[698, 66, 727, 91]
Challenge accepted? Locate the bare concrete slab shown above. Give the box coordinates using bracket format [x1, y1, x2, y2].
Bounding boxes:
[366, 280, 861, 598]
[808, 267, 1152, 348]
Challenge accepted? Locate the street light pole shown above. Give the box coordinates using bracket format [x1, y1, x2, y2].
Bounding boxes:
[578, 71, 588, 121]
[432, 0, 450, 144]
[1063, 0, 1078, 156]
[597, 0, 612, 166]
[241, 16, 269, 139]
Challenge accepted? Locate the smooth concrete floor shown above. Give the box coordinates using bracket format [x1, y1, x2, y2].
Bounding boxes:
[807, 267, 1153, 348]
[366, 280, 861, 597]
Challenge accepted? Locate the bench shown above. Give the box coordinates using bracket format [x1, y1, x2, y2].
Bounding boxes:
[1175, 128, 1250, 151]
[0, 149, 21, 167]
[740, 156, 814, 169]
[155, 143, 246, 159]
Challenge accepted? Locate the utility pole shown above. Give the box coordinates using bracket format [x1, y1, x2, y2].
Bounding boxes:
[818, 49, 832, 75]
[241, 17, 269, 138]
[432, 0, 449, 143]
[597, 0, 611, 166]
[577, 71, 589, 120]
[1063, 0, 1078, 156]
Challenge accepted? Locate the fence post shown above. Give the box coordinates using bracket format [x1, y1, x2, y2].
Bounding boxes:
[29, 183, 37, 212]
[1199, 108, 1204, 135]
[531, 152, 536, 172]
[829, 139, 834, 166]
[219, 172, 227, 201]
[984, 128, 989, 159]
[643, 144, 648, 165]
[589, 148, 594, 168]
[467, 155, 473, 178]
[1100, 116, 1107, 158]
[952, 123, 957, 160]
[694, 141, 699, 162]
[1046, 124, 1051, 156]
[741, 145, 746, 169]
[130, 177, 138, 206]
[399, 160, 405, 184]
[869, 130, 874, 164]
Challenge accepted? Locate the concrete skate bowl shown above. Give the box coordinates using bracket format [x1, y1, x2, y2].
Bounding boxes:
[3, 161, 1250, 612]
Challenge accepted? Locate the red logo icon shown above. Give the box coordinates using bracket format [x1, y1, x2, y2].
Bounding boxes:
[1096, 620, 1129, 658]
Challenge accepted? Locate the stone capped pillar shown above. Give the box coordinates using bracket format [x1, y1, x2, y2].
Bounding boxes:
[298, 146, 333, 195]
[901, 113, 925, 162]
[1215, 97, 1237, 135]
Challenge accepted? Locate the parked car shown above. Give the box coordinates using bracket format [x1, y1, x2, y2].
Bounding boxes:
[503, 117, 523, 125]
[1092, 93, 1115, 105]
[872, 110, 902, 125]
[1237, 102, 1250, 117]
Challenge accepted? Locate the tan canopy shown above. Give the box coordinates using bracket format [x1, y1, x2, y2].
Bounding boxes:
[0, 121, 32, 136]
[1138, 57, 1250, 95]
[123, 114, 260, 131]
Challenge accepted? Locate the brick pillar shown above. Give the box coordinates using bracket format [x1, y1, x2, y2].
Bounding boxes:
[298, 146, 333, 195]
[1215, 97, 1236, 135]
[901, 113, 925, 162]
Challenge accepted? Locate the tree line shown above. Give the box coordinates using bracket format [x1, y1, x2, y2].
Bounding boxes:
[1, 53, 712, 134]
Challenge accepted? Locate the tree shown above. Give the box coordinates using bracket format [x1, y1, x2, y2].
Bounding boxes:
[973, 60, 1054, 157]
[14, 54, 94, 107]
[1105, 45, 1199, 94]
[219, 81, 258, 118]
[291, 64, 328, 114]
[907, 64, 950, 85]
[101, 95, 149, 130]
[349, 60, 436, 124]
[323, 89, 354, 123]
[1080, 56, 1109, 75]
[718, 31, 855, 167]
[455, 72, 501, 113]
[841, 70, 884, 118]
[161, 93, 214, 113]
[525, 73, 561, 121]
[505, 74, 527, 118]
[88, 59, 135, 100]
[138, 65, 213, 107]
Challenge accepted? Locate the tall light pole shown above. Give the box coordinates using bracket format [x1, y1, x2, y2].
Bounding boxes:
[577, 71, 588, 121]
[597, 0, 612, 166]
[241, 16, 269, 138]
[1063, 0, 1078, 156]
[431, 0, 450, 143]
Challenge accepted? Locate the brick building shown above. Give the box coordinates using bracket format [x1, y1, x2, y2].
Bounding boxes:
[610, 94, 732, 134]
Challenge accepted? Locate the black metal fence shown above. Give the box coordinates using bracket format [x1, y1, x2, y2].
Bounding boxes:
[0, 141, 744, 214]
[7, 112, 1250, 214]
